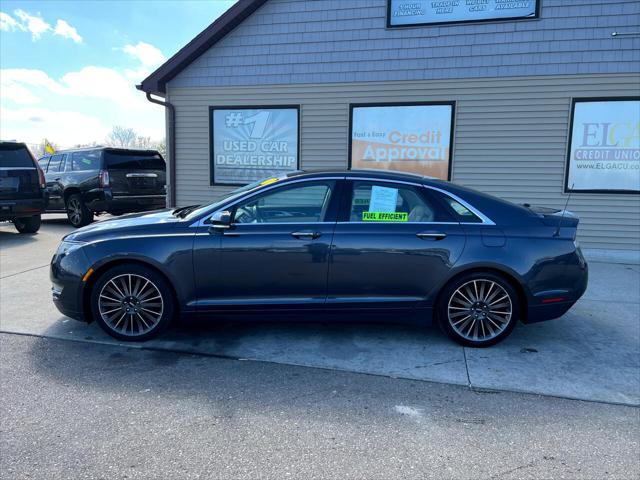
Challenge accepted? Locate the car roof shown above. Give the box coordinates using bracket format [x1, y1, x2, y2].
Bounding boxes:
[285, 169, 436, 184]
[0, 141, 28, 149]
[39, 146, 161, 156]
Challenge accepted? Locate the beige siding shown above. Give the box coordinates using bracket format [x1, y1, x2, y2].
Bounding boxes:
[167, 73, 640, 251]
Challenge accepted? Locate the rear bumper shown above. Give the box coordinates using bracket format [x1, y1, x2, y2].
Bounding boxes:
[85, 189, 166, 214]
[0, 196, 47, 221]
[524, 249, 589, 324]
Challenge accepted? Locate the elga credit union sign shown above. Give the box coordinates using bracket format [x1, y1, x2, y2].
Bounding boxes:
[388, 0, 539, 27]
[566, 99, 640, 193]
[211, 107, 299, 185]
[350, 103, 454, 180]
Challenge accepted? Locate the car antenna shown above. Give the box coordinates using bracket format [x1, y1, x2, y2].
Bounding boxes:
[554, 184, 574, 237]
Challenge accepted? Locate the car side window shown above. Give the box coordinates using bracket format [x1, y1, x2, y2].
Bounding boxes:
[71, 151, 101, 171]
[38, 157, 50, 172]
[348, 181, 445, 223]
[46, 154, 64, 173]
[233, 182, 333, 224]
[440, 196, 483, 223]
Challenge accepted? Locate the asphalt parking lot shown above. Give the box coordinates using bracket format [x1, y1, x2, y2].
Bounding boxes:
[0, 215, 639, 407]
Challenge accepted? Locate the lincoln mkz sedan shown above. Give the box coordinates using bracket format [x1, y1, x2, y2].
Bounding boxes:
[51, 170, 588, 347]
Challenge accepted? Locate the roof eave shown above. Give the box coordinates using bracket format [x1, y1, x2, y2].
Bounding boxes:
[138, 0, 268, 95]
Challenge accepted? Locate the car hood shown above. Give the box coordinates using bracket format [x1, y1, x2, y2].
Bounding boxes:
[64, 209, 182, 243]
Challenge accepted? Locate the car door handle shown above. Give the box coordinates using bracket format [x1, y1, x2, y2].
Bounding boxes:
[54, 177, 60, 181]
[416, 232, 447, 240]
[291, 231, 321, 239]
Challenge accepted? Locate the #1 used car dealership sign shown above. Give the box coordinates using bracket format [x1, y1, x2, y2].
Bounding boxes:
[211, 106, 299, 185]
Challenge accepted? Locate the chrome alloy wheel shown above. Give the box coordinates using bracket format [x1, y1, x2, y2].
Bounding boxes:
[447, 279, 513, 342]
[98, 273, 164, 337]
[67, 197, 82, 225]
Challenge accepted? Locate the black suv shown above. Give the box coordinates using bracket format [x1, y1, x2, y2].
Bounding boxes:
[39, 147, 166, 227]
[0, 141, 48, 233]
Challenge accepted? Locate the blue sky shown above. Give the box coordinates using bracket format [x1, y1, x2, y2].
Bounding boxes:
[1, 0, 236, 147]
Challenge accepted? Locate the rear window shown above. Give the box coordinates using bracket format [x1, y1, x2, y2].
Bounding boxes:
[104, 150, 165, 170]
[0, 145, 35, 168]
[70, 150, 101, 171]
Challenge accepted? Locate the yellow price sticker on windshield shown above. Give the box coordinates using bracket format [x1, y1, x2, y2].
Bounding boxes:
[362, 212, 408, 222]
[260, 177, 279, 186]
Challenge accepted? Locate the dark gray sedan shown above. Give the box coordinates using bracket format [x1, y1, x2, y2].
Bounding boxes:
[50, 170, 588, 347]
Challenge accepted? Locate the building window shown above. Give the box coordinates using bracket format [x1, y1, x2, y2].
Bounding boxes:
[565, 98, 640, 194]
[210, 106, 299, 186]
[387, 0, 540, 28]
[349, 102, 455, 181]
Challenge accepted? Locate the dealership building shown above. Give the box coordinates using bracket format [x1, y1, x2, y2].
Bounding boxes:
[139, 0, 640, 256]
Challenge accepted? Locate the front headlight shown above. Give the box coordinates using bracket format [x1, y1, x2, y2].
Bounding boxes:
[56, 240, 87, 256]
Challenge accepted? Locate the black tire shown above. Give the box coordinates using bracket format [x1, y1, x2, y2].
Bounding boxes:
[66, 193, 94, 227]
[13, 215, 41, 233]
[90, 264, 175, 341]
[437, 271, 520, 348]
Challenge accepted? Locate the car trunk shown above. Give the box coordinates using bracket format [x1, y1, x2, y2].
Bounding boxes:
[522, 204, 580, 239]
[0, 145, 40, 200]
[104, 149, 166, 196]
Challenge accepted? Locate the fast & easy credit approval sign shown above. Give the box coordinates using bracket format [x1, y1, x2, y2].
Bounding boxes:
[350, 103, 454, 180]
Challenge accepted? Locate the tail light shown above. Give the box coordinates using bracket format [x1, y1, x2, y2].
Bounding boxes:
[99, 170, 110, 188]
[37, 166, 46, 189]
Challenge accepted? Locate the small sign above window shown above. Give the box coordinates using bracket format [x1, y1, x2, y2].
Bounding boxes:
[387, 0, 539, 28]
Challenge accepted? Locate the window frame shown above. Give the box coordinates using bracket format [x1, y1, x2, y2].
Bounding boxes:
[339, 179, 455, 224]
[209, 105, 301, 187]
[564, 96, 640, 195]
[385, 0, 541, 29]
[46, 153, 65, 173]
[348, 101, 455, 181]
[229, 179, 339, 225]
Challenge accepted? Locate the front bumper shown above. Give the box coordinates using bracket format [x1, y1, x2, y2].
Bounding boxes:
[50, 243, 92, 322]
[85, 189, 165, 214]
[0, 196, 47, 221]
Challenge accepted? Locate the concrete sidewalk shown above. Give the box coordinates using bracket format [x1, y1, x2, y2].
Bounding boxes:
[1, 216, 639, 406]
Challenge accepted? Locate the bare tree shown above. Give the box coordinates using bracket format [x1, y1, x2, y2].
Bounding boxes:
[106, 126, 137, 147]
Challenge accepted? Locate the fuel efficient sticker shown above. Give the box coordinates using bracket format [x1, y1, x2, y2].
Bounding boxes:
[362, 211, 408, 222]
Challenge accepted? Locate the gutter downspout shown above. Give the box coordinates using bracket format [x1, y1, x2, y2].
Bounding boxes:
[141, 90, 176, 208]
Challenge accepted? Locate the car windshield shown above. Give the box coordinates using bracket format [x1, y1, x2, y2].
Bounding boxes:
[180, 175, 289, 220]
[0, 144, 34, 168]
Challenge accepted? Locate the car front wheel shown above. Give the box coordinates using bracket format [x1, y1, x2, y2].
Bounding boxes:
[90, 264, 174, 341]
[438, 272, 520, 347]
[66, 193, 94, 227]
[13, 215, 41, 233]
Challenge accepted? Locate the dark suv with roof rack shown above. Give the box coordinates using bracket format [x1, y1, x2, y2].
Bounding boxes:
[0, 141, 48, 233]
[38, 147, 166, 227]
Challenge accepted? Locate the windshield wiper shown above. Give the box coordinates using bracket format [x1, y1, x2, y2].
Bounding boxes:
[172, 205, 200, 218]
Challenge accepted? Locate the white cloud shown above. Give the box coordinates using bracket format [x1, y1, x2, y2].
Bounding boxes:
[0, 12, 25, 32]
[53, 19, 82, 43]
[0, 106, 109, 147]
[5, 10, 82, 43]
[123, 42, 166, 67]
[0, 42, 166, 147]
[14, 9, 51, 40]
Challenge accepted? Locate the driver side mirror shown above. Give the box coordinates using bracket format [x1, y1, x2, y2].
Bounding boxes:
[208, 210, 232, 232]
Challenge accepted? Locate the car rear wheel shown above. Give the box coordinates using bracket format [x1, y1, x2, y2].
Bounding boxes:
[66, 193, 94, 227]
[90, 264, 174, 341]
[438, 272, 519, 347]
[13, 215, 41, 233]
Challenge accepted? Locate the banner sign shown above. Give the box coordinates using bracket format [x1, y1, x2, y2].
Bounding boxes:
[566, 99, 640, 193]
[350, 103, 454, 180]
[211, 106, 299, 185]
[388, 0, 539, 27]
